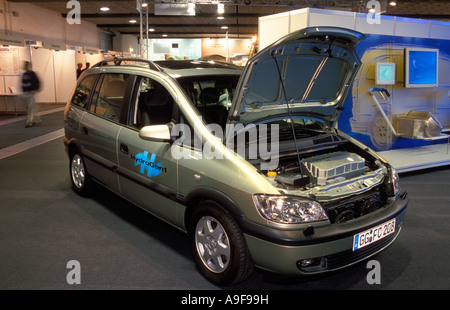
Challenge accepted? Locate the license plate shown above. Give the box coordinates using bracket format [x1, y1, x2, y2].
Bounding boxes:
[353, 219, 396, 251]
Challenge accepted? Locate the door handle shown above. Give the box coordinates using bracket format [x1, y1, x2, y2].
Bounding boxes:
[120, 143, 129, 154]
[81, 126, 88, 135]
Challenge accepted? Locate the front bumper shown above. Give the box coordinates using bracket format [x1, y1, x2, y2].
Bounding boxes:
[243, 192, 408, 276]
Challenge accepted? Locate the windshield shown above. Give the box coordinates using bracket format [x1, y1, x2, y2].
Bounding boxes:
[177, 75, 240, 128]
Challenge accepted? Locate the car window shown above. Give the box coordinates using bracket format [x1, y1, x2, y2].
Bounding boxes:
[176, 75, 239, 129]
[70, 74, 97, 109]
[132, 76, 174, 128]
[89, 73, 129, 122]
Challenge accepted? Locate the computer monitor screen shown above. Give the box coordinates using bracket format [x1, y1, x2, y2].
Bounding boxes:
[376, 62, 395, 85]
[404, 47, 439, 88]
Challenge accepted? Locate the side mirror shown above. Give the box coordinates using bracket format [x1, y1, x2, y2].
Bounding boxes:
[139, 124, 172, 142]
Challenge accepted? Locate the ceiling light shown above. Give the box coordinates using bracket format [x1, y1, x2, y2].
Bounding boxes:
[389, 1, 397, 6]
[221, 26, 228, 30]
[217, 3, 225, 14]
[149, 28, 155, 32]
[100, 7, 109, 12]
[162, 34, 168, 37]
[128, 19, 137, 23]
[141, 2, 148, 8]
[217, 16, 225, 20]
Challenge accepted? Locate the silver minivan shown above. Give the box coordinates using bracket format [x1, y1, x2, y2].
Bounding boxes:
[64, 27, 408, 285]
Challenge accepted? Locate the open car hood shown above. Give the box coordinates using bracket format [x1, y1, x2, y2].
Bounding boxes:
[229, 27, 366, 127]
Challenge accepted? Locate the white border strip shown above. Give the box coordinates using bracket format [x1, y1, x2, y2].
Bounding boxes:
[0, 128, 64, 160]
[0, 107, 66, 126]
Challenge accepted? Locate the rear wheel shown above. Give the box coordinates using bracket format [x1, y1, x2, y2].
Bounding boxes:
[70, 151, 92, 196]
[188, 200, 254, 286]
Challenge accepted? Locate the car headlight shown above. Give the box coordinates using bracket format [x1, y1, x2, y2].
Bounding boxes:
[253, 194, 328, 224]
[386, 166, 400, 196]
[391, 167, 400, 195]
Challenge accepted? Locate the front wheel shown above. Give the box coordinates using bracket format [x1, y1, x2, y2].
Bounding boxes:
[188, 201, 254, 286]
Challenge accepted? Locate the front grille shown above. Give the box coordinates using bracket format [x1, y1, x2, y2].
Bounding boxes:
[323, 190, 384, 223]
[325, 229, 399, 271]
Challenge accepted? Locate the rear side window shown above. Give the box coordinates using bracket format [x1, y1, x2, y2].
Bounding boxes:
[71, 74, 97, 108]
[90, 73, 129, 122]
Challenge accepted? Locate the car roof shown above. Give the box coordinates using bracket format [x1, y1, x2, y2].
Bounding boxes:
[154, 60, 243, 78]
[88, 58, 243, 80]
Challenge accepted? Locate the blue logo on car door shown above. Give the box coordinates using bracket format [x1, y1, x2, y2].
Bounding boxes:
[132, 151, 166, 177]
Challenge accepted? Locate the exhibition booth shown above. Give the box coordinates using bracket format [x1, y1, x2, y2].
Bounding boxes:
[1, 3, 449, 172]
[0, 38, 250, 114]
[258, 8, 450, 172]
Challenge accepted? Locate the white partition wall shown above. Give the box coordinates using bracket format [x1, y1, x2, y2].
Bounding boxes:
[31, 47, 77, 104]
[259, 8, 450, 50]
[31, 48, 56, 103]
[0, 0, 103, 108]
[259, 12, 291, 51]
[53, 49, 77, 103]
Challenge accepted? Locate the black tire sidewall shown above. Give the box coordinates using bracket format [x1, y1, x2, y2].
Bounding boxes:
[188, 200, 253, 286]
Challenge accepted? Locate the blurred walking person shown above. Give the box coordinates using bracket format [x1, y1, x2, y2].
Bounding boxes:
[22, 61, 41, 128]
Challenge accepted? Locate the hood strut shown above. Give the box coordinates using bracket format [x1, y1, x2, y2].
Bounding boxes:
[270, 50, 305, 178]
[301, 56, 329, 104]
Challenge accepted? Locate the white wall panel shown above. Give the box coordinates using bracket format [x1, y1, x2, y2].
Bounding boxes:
[53, 49, 76, 103]
[308, 10, 355, 29]
[394, 17, 430, 38]
[289, 8, 309, 33]
[31, 48, 55, 103]
[355, 13, 396, 35]
[430, 21, 450, 40]
[259, 12, 290, 50]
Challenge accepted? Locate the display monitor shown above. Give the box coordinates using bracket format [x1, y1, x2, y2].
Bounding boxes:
[404, 47, 439, 88]
[375, 62, 395, 85]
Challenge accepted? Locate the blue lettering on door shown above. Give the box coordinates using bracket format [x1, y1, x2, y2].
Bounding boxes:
[133, 151, 165, 177]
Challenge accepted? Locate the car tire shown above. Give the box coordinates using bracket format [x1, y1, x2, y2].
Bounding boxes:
[69, 151, 92, 196]
[188, 200, 254, 286]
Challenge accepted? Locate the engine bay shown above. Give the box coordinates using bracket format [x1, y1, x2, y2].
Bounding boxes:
[277, 151, 366, 187]
[254, 132, 389, 223]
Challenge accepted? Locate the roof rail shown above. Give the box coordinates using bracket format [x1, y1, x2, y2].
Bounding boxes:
[92, 58, 161, 71]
